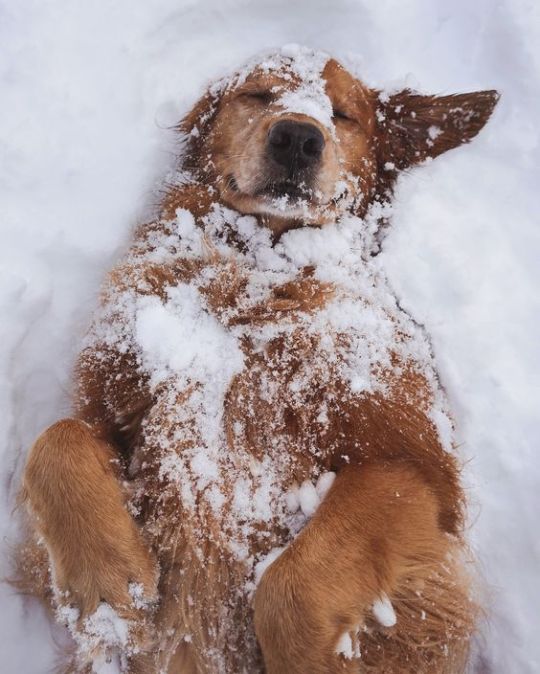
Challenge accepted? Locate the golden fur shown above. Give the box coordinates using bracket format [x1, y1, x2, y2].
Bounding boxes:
[16, 50, 498, 673]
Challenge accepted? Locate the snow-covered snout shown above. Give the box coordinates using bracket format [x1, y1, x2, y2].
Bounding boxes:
[180, 48, 499, 236]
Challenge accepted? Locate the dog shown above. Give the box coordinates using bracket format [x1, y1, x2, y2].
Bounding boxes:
[17, 46, 498, 673]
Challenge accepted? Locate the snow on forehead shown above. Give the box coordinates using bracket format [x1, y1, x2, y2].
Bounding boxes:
[215, 45, 335, 132]
[226, 45, 330, 87]
[254, 44, 330, 84]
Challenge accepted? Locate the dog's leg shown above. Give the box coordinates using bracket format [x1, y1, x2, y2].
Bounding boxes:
[254, 462, 475, 674]
[22, 419, 157, 654]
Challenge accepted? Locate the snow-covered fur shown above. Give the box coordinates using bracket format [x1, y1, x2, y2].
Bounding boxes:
[17, 47, 498, 673]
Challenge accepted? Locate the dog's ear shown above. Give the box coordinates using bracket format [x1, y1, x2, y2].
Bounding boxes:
[179, 90, 220, 137]
[176, 89, 221, 151]
[376, 89, 499, 169]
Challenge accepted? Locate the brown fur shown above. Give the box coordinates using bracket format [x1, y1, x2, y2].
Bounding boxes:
[21, 420, 157, 613]
[255, 465, 473, 673]
[15, 52, 498, 673]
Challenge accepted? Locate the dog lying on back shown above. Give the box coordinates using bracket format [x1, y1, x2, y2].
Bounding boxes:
[18, 46, 498, 673]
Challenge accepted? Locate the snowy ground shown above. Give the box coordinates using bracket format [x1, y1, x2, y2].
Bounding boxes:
[1, 0, 539, 672]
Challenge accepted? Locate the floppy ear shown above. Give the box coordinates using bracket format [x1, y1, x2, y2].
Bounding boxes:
[176, 87, 224, 175]
[376, 89, 499, 169]
[178, 90, 221, 138]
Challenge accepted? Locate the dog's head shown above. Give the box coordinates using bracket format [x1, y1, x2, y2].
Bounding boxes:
[180, 46, 498, 235]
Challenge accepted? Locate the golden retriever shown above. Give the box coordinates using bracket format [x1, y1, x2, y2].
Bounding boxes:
[17, 46, 498, 674]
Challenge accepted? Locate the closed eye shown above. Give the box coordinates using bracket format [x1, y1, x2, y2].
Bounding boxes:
[239, 91, 273, 104]
[333, 109, 352, 121]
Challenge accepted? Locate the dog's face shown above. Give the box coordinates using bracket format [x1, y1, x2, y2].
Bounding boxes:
[181, 48, 498, 234]
[204, 57, 376, 226]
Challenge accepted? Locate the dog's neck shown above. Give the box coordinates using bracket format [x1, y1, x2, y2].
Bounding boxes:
[159, 180, 392, 255]
[258, 201, 392, 253]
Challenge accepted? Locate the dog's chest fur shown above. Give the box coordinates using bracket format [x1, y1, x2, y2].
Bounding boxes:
[85, 202, 446, 552]
[78, 201, 450, 670]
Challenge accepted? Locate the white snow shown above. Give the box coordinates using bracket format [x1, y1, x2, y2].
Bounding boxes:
[134, 284, 244, 388]
[92, 656, 122, 674]
[274, 46, 334, 131]
[335, 627, 361, 660]
[315, 471, 336, 500]
[335, 631, 354, 659]
[57, 603, 130, 674]
[0, 1, 539, 673]
[83, 604, 130, 649]
[293, 472, 336, 517]
[298, 480, 320, 518]
[372, 593, 397, 627]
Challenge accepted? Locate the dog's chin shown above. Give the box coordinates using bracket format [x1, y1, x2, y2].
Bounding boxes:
[224, 179, 323, 221]
[237, 196, 320, 222]
[252, 195, 314, 219]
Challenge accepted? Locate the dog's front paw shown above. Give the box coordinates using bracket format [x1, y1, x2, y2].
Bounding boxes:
[53, 527, 158, 616]
[51, 527, 158, 669]
[56, 581, 157, 673]
[58, 600, 151, 673]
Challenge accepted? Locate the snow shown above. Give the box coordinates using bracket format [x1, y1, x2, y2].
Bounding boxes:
[0, 1, 539, 673]
[372, 593, 397, 628]
[273, 46, 335, 131]
[134, 283, 244, 388]
[315, 471, 336, 500]
[58, 603, 129, 674]
[335, 625, 361, 660]
[298, 480, 322, 518]
[286, 472, 336, 518]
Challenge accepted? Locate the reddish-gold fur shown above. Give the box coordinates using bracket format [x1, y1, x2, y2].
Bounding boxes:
[16, 53, 498, 673]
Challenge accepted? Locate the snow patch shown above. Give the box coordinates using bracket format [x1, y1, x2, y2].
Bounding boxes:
[335, 628, 361, 660]
[372, 593, 397, 627]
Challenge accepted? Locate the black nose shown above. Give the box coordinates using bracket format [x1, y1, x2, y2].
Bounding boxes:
[267, 120, 325, 171]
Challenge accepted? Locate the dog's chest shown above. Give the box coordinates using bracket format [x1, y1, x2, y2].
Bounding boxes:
[135, 270, 425, 543]
[223, 313, 378, 470]
[96, 212, 442, 562]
